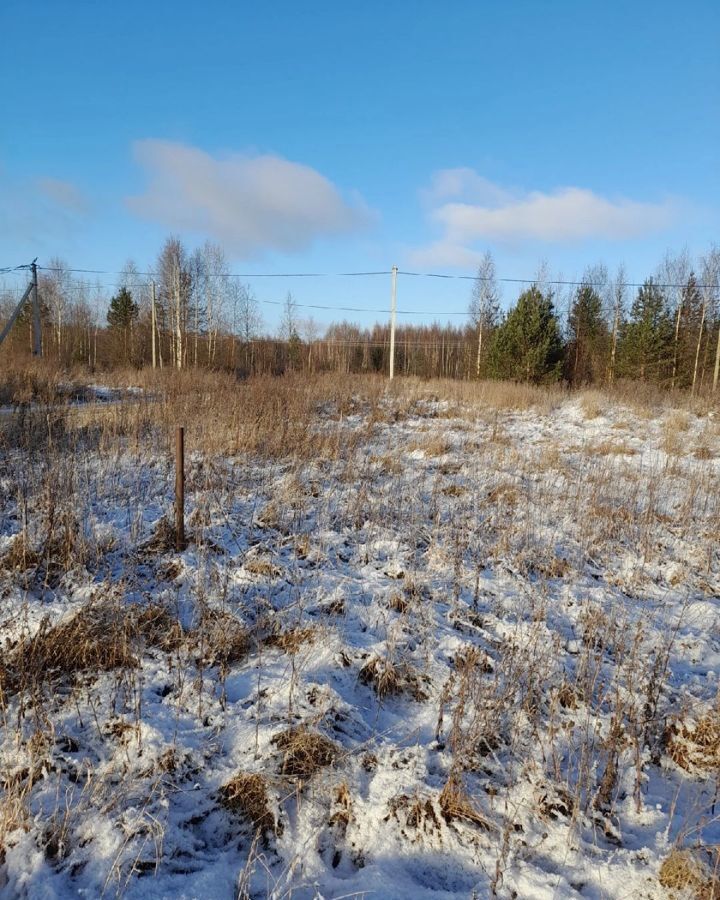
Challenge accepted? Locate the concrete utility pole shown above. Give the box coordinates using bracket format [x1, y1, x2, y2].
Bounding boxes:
[389, 265, 398, 380]
[151, 279, 157, 369]
[0, 259, 42, 356]
[31, 260, 41, 356]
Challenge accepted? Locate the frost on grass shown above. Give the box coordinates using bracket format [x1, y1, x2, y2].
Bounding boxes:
[0, 376, 719, 899]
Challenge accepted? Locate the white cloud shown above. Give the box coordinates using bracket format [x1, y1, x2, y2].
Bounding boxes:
[127, 140, 374, 257]
[421, 167, 513, 207]
[410, 168, 680, 267]
[0, 172, 89, 243]
[35, 178, 88, 215]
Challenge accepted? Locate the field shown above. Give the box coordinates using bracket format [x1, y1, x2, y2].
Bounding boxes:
[0, 369, 719, 899]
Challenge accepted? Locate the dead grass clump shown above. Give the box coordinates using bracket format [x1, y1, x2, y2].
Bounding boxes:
[244, 556, 282, 579]
[3, 602, 138, 693]
[370, 454, 403, 475]
[385, 793, 442, 838]
[536, 785, 575, 821]
[410, 436, 452, 458]
[219, 772, 276, 834]
[273, 726, 338, 778]
[441, 483, 466, 497]
[487, 482, 519, 507]
[588, 440, 637, 456]
[1, 513, 86, 584]
[1, 600, 186, 697]
[523, 553, 571, 580]
[694, 445, 715, 460]
[133, 603, 184, 652]
[358, 656, 428, 701]
[0, 532, 40, 572]
[580, 390, 606, 419]
[264, 626, 316, 654]
[659, 848, 718, 899]
[438, 775, 491, 830]
[453, 646, 493, 674]
[664, 707, 720, 774]
[387, 592, 410, 614]
[556, 680, 580, 710]
[322, 597, 345, 616]
[142, 516, 178, 553]
[195, 608, 249, 668]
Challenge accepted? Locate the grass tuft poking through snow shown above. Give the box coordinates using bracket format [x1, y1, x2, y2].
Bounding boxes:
[0, 369, 718, 898]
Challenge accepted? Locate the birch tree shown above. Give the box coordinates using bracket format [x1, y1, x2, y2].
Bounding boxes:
[468, 251, 499, 377]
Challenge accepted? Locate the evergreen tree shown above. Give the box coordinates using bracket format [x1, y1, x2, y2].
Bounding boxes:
[107, 287, 139, 363]
[566, 284, 609, 385]
[489, 286, 564, 383]
[618, 279, 673, 382]
[675, 274, 704, 388]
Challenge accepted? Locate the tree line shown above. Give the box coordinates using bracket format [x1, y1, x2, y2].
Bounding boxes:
[1, 239, 719, 394]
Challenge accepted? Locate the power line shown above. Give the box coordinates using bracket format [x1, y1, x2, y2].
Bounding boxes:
[397, 270, 716, 291]
[0, 258, 714, 293]
[33, 263, 716, 291]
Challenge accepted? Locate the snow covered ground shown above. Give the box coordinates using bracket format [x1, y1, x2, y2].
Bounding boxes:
[0, 384, 718, 899]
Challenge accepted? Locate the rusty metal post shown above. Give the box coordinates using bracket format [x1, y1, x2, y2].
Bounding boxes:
[175, 427, 185, 551]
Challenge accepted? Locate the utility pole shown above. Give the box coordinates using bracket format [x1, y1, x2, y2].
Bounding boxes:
[151, 279, 157, 369]
[31, 260, 41, 356]
[389, 265, 398, 380]
[0, 259, 42, 355]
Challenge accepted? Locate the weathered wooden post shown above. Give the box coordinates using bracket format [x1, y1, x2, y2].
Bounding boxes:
[175, 427, 185, 551]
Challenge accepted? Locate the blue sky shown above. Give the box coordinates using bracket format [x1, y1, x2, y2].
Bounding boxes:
[1, 0, 718, 328]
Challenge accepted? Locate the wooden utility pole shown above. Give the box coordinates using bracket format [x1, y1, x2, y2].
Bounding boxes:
[389, 265, 397, 380]
[151, 280, 157, 369]
[175, 427, 185, 551]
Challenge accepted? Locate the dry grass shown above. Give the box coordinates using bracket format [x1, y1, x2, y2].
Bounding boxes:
[358, 655, 428, 700]
[588, 440, 638, 456]
[195, 608, 249, 668]
[659, 848, 719, 899]
[141, 516, 179, 553]
[244, 556, 283, 578]
[0, 532, 40, 571]
[408, 436, 453, 457]
[0, 600, 182, 697]
[264, 626, 316, 654]
[665, 705, 720, 774]
[385, 793, 442, 837]
[438, 775, 492, 830]
[579, 389, 606, 419]
[1, 364, 719, 893]
[219, 772, 276, 834]
[273, 726, 338, 778]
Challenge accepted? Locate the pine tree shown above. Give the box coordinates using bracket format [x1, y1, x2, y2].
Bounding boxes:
[489, 286, 564, 384]
[107, 287, 139, 363]
[618, 279, 673, 383]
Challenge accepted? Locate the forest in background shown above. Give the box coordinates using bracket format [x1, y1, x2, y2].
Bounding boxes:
[1, 240, 719, 394]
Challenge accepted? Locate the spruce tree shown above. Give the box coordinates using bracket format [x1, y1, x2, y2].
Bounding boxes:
[618, 279, 673, 383]
[107, 287, 139, 363]
[489, 286, 564, 383]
